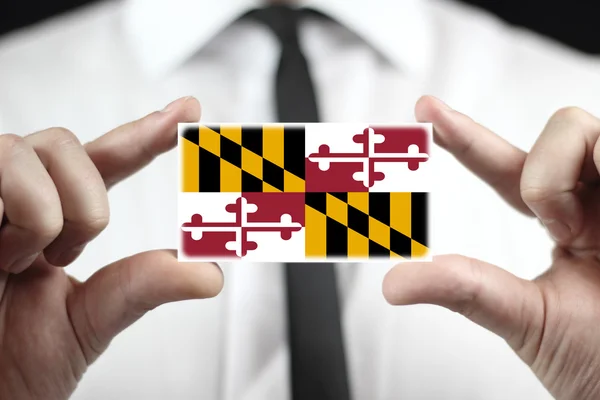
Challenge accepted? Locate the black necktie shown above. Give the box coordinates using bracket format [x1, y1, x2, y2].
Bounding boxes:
[246, 6, 351, 400]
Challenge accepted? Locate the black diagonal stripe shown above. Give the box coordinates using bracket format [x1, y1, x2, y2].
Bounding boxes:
[242, 126, 263, 157]
[326, 217, 347, 256]
[368, 240, 390, 257]
[199, 148, 220, 192]
[369, 192, 390, 225]
[347, 205, 368, 237]
[390, 228, 411, 257]
[181, 125, 199, 145]
[241, 170, 263, 192]
[220, 136, 242, 168]
[305, 192, 327, 214]
[283, 125, 305, 179]
[263, 159, 285, 191]
[411, 192, 428, 246]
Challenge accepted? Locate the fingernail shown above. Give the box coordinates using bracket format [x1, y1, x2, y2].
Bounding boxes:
[8, 253, 39, 274]
[161, 96, 192, 113]
[543, 219, 572, 242]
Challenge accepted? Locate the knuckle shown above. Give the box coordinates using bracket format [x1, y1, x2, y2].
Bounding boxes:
[35, 215, 64, 241]
[455, 135, 476, 157]
[454, 258, 484, 318]
[81, 209, 110, 234]
[521, 186, 551, 205]
[118, 263, 154, 315]
[550, 106, 590, 125]
[0, 133, 26, 155]
[45, 127, 82, 149]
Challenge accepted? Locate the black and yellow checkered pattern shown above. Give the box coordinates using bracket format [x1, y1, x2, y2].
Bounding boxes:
[180, 124, 305, 192]
[305, 192, 428, 258]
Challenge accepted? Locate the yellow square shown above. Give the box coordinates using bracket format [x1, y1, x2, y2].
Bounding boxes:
[242, 148, 262, 179]
[284, 171, 305, 192]
[369, 217, 390, 248]
[199, 126, 220, 156]
[348, 192, 368, 214]
[326, 194, 347, 225]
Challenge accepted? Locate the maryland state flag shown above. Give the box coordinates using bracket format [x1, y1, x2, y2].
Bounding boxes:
[178, 123, 431, 262]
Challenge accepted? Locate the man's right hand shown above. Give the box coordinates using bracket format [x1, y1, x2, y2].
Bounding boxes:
[0, 97, 223, 400]
[385, 96, 600, 400]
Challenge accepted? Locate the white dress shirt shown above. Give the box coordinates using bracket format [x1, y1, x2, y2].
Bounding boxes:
[1, 0, 600, 399]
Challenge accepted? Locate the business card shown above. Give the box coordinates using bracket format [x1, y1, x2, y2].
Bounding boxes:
[178, 123, 431, 262]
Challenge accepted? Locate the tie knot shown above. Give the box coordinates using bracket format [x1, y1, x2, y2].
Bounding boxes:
[245, 5, 303, 45]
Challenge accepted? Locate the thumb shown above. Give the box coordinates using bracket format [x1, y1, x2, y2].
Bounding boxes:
[383, 255, 545, 363]
[66, 250, 223, 364]
[85, 96, 201, 189]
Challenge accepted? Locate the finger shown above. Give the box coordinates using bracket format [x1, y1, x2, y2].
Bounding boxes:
[0, 135, 63, 273]
[85, 96, 201, 190]
[520, 107, 600, 243]
[415, 95, 532, 216]
[383, 255, 544, 365]
[66, 250, 223, 364]
[25, 128, 110, 266]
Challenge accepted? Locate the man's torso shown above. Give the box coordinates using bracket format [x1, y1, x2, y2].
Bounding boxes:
[1, 1, 599, 398]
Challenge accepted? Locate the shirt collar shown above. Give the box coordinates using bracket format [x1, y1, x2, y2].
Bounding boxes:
[122, 0, 434, 78]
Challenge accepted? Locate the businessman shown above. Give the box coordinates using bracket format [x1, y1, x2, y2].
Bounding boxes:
[1, 0, 600, 399]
